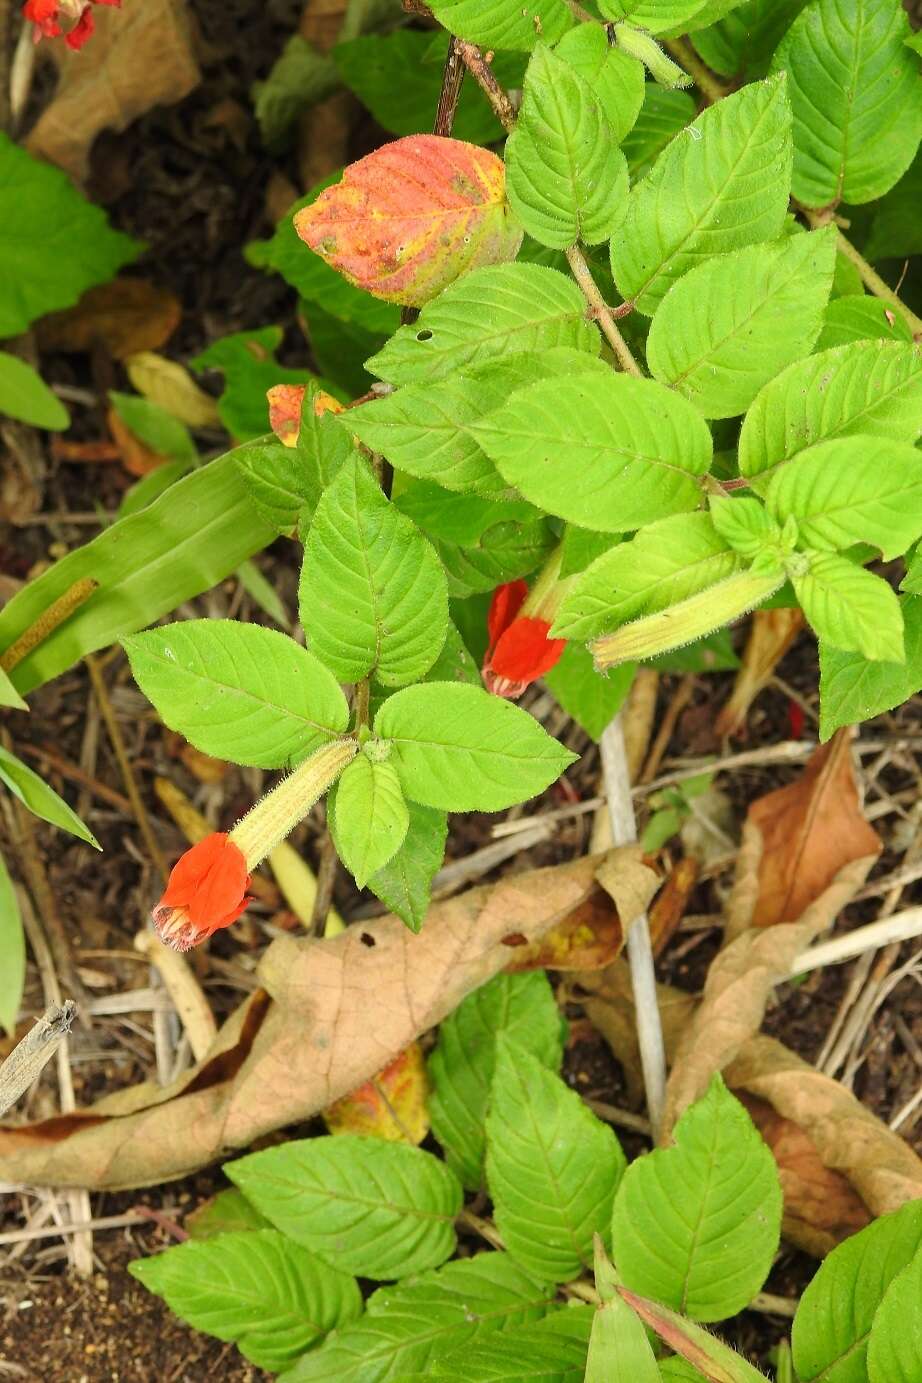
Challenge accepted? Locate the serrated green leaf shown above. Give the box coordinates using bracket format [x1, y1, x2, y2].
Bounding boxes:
[709, 497, 780, 559]
[792, 1199, 922, 1382]
[367, 800, 447, 932]
[123, 621, 349, 769]
[375, 682, 577, 811]
[429, 971, 564, 1189]
[739, 341, 922, 482]
[647, 229, 836, 419]
[281, 1252, 556, 1382]
[0, 133, 140, 337]
[771, 0, 922, 207]
[129, 1230, 361, 1372]
[867, 1247, 922, 1383]
[366, 264, 600, 386]
[599, 0, 709, 33]
[226, 1135, 462, 1280]
[431, 1312, 591, 1381]
[553, 512, 740, 642]
[865, 153, 922, 262]
[555, 27, 645, 144]
[487, 1038, 625, 1282]
[693, 0, 809, 80]
[473, 372, 712, 531]
[610, 75, 792, 315]
[586, 1285, 660, 1383]
[185, 1188, 271, 1239]
[395, 482, 556, 600]
[559, 526, 617, 580]
[300, 457, 448, 687]
[0, 353, 68, 430]
[108, 391, 197, 462]
[620, 1287, 765, 1381]
[792, 550, 905, 663]
[545, 645, 636, 741]
[506, 45, 628, 249]
[767, 437, 922, 560]
[0, 745, 99, 849]
[622, 87, 696, 180]
[818, 595, 922, 740]
[815, 295, 914, 352]
[426, 0, 574, 51]
[612, 1076, 781, 1321]
[0, 851, 24, 1037]
[0, 447, 279, 696]
[331, 755, 409, 888]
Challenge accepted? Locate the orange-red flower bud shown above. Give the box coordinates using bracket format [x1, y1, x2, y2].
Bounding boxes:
[482, 578, 566, 699]
[152, 833, 251, 953]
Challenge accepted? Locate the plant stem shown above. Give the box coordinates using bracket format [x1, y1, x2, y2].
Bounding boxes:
[809, 217, 922, 339]
[456, 41, 516, 132]
[663, 35, 728, 105]
[434, 35, 465, 138]
[599, 714, 667, 1141]
[565, 245, 644, 377]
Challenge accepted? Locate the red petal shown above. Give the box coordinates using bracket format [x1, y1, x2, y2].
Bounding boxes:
[64, 5, 93, 46]
[158, 834, 249, 928]
[486, 581, 528, 651]
[487, 617, 565, 685]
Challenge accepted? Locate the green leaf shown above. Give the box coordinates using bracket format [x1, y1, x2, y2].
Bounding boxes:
[903, 547, 922, 596]
[300, 457, 449, 687]
[619, 1287, 765, 1381]
[281, 1252, 557, 1382]
[487, 1038, 626, 1282]
[0, 447, 279, 696]
[185, 1188, 271, 1239]
[0, 132, 140, 337]
[0, 744, 99, 849]
[506, 45, 628, 249]
[586, 1286, 660, 1383]
[815, 295, 914, 352]
[610, 75, 792, 314]
[622, 87, 695, 180]
[647, 228, 836, 419]
[0, 353, 68, 430]
[559, 526, 617, 580]
[333, 32, 517, 144]
[235, 557, 291, 629]
[395, 482, 555, 600]
[331, 755, 409, 888]
[771, 0, 922, 207]
[0, 851, 25, 1037]
[611, 1075, 781, 1321]
[251, 35, 337, 149]
[865, 153, 922, 261]
[0, 664, 27, 711]
[791, 1199, 922, 1382]
[767, 437, 922, 561]
[239, 388, 354, 535]
[553, 512, 739, 642]
[366, 264, 600, 385]
[429, 971, 564, 1189]
[792, 551, 905, 663]
[710, 496, 781, 560]
[598, 0, 710, 33]
[426, 0, 574, 51]
[658, 1361, 707, 1382]
[123, 620, 349, 770]
[867, 1248, 922, 1383]
[545, 645, 635, 741]
[129, 1230, 361, 1372]
[191, 327, 319, 442]
[373, 683, 577, 812]
[117, 461, 193, 519]
[367, 800, 447, 932]
[108, 392, 197, 462]
[739, 341, 922, 482]
[693, 0, 809, 81]
[473, 372, 712, 531]
[226, 1135, 462, 1280]
[818, 595, 922, 740]
[430, 1311, 591, 1380]
[555, 27, 645, 144]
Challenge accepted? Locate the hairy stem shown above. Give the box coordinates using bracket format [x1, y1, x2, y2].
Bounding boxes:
[456, 41, 516, 132]
[663, 35, 729, 105]
[565, 245, 644, 377]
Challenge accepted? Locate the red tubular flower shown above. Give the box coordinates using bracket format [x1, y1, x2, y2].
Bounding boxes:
[152, 833, 251, 953]
[23, 0, 120, 49]
[482, 578, 566, 700]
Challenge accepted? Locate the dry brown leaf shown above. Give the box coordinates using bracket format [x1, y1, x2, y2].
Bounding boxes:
[37, 281, 181, 360]
[728, 1036, 922, 1223]
[596, 844, 662, 929]
[715, 608, 805, 739]
[322, 1042, 429, 1144]
[649, 857, 700, 957]
[736, 1092, 871, 1255]
[26, 0, 200, 180]
[731, 728, 881, 932]
[125, 353, 220, 429]
[106, 406, 168, 477]
[502, 887, 622, 972]
[0, 853, 607, 1189]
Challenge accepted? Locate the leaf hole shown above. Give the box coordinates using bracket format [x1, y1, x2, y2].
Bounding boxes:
[360, 931, 376, 947]
[416, 329, 433, 342]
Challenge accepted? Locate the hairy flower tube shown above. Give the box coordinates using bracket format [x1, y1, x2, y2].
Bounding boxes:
[23, 0, 119, 49]
[482, 555, 570, 699]
[153, 739, 357, 951]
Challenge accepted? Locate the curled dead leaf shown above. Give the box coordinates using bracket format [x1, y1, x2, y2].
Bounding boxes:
[503, 886, 622, 972]
[106, 405, 167, 476]
[37, 280, 181, 360]
[294, 135, 524, 306]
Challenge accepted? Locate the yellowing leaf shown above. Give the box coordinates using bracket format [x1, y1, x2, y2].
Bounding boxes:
[125, 352, 220, 429]
[322, 1042, 430, 1144]
[294, 134, 523, 306]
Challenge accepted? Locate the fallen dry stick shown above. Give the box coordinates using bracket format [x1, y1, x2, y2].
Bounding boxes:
[0, 1002, 76, 1118]
[134, 932, 218, 1061]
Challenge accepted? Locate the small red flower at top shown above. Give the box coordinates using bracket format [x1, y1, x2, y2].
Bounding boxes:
[152, 833, 251, 952]
[482, 579, 566, 700]
[23, 0, 120, 50]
